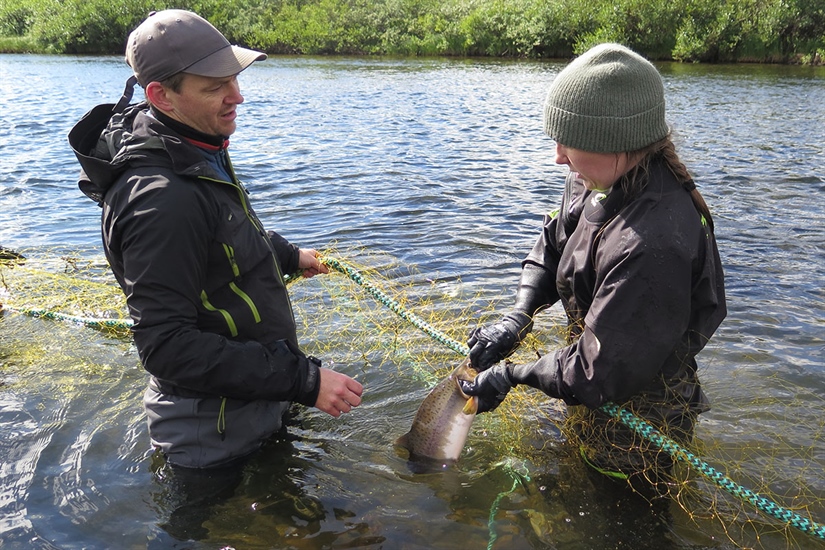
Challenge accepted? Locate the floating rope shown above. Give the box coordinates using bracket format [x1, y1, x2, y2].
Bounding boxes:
[2, 305, 133, 332]
[600, 402, 825, 541]
[320, 256, 467, 355]
[321, 254, 825, 544]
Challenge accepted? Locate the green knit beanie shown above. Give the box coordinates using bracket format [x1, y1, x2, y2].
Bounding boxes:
[543, 43, 669, 153]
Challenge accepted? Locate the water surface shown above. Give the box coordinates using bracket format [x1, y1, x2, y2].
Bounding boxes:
[1, 54, 824, 549]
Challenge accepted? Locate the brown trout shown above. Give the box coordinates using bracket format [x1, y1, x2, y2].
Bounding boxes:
[395, 358, 479, 463]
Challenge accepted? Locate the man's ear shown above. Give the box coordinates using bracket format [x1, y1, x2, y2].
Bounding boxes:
[145, 82, 174, 112]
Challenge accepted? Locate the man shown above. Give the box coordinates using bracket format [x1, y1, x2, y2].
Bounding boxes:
[69, 10, 363, 469]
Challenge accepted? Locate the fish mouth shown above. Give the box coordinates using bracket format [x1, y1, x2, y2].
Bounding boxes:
[462, 396, 478, 415]
[453, 371, 479, 415]
[454, 373, 475, 398]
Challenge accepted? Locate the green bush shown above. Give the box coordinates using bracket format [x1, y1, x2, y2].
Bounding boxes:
[573, 0, 679, 59]
[25, 0, 163, 53]
[0, 4, 33, 36]
[1, 0, 822, 62]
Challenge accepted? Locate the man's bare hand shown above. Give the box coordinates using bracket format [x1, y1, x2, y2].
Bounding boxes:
[315, 367, 363, 417]
[298, 248, 329, 278]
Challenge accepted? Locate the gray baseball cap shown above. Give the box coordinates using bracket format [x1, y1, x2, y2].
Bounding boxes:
[125, 10, 266, 88]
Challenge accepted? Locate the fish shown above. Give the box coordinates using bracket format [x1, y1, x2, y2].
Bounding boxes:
[395, 357, 479, 464]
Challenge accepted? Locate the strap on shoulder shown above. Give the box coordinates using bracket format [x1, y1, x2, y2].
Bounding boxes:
[114, 75, 138, 114]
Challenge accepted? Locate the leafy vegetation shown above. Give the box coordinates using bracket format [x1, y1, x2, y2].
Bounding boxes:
[1, 0, 823, 62]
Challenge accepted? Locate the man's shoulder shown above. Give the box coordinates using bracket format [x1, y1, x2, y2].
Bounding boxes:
[105, 165, 215, 218]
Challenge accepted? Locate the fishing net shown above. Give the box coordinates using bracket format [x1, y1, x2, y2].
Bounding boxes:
[1, 245, 824, 549]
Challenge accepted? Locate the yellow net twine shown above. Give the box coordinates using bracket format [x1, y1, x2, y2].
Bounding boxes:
[2, 245, 824, 548]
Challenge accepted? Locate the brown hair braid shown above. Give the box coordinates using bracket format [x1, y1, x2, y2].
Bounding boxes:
[621, 137, 716, 232]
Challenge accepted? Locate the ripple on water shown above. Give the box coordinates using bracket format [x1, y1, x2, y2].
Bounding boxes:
[1, 54, 825, 549]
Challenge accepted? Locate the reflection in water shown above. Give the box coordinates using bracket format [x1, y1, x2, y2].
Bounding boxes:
[0, 391, 43, 544]
[149, 452, 246, 544]
[147, 412, 390, 548]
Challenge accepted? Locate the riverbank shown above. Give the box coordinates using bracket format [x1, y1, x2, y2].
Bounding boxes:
[1, 0, 823, 64]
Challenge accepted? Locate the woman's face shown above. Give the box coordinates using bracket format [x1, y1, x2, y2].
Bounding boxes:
[554, 143, 637, 191]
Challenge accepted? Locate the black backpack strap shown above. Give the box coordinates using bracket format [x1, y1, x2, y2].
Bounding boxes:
[114, 75, 138, 114]
[69, 75, 140, 204]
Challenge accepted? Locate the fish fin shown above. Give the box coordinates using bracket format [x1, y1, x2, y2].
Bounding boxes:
[462, 396, 478, 415]
[394, 434, 413, 460]
[395, 433, 410, 448]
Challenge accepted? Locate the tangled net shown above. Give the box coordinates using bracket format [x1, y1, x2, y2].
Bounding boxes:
[2, 245, 824, 549]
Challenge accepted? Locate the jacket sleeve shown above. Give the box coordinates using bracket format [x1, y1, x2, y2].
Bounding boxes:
[267, 230, 300, 275]
[523, 171, 586, 306]
[520, 225, 562, 313]
[106, 168, 319, 404]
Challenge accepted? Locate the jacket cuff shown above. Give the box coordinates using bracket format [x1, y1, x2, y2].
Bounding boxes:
[509, 352, 579, 406]
[295, 355, 321, 407]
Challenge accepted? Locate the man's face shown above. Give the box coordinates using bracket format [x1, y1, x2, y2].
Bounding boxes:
[162, 73, 244, 137]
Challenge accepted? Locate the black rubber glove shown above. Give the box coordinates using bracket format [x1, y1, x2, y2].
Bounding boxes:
[468, 263, 557, 371]
[459, 363, 514, 413]
[461, 354, 574, 413]
[467, 311, 533, 371]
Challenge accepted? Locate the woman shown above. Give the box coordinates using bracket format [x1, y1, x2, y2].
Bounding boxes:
[461, 43, 726, 489]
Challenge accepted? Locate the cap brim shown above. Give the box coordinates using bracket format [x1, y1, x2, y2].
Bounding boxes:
[185, 44, 266, 78]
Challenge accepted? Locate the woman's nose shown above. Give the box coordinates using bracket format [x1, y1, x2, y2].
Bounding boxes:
[554, 143, 569, 165]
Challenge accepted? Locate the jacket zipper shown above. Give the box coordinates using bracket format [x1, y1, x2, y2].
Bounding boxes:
[221, 243, 262, 323]
[197, 168, 286, 336]
[200, 290, 238, 337]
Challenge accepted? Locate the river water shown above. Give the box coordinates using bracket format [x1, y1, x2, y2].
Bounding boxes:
[0, 54, 824, 550]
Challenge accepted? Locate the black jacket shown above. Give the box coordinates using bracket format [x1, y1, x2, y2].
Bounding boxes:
[523, 159, 726, 409]
[68, 96, 320, 406]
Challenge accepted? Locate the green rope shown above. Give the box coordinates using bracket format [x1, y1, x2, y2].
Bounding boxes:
[487, 459, 531, 550]
[2, 273, 300, 333]
[320, 256, 468, 355]
[600, 402, 825, 541]
[3, 306, 134, 332]
[487, 479, 518, 550]
[321, 256, 532, 546]
[321, 254, 825, 544]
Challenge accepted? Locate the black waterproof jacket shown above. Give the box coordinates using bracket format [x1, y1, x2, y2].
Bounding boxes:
[68, 94, 320, 406]
[522, 159, 726, 410]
